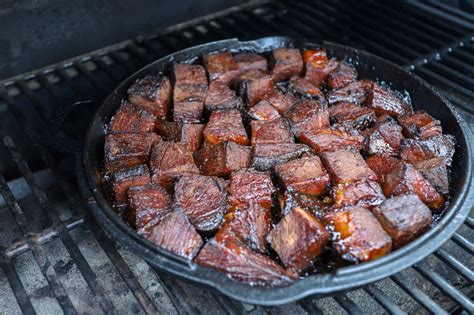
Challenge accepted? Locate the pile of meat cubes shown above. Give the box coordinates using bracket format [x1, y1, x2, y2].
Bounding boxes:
[104, 47, 455, 286]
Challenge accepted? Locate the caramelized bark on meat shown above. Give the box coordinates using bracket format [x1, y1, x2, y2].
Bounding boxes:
[278, 191, 328, 217]
[332, 180, 385, 209]
[329, 102, 376, 130]
[175, 175, 227, 232]
[228, 169, 275, 209]
[270, 48, 303, 82]
[299, 127, 363, 154]
[275, 156, 330, 196]
[321, 150, 377, 185]
[364, 82, 411, 117]
[362, 116, 404, 156]
[288, 77, 325, 100]
[235, 70, 273, 107]
[127, 184, 172, 229]
[141, 211, 203, 259]
[234, 53, 268, 72]
[264, 89, 299, 114]
[248, 100, 281, 121]
[284, 99, 330, 137]
[172, 63, 208, 85]
[127, 75, 171, 119]
[412, 157, 449, 196]
[382, 162, 444, 210]
[193, 142, 252, 177]
[154, 120, 182, 141]
[251, 118, 294, 145]
[267, 207, 329, 272]
[327, 80, 372, 105]
[323, 207, 392, 262]
[398, 111, 442, 139]
[202, 52, 240, 86]
[373, 194, 432, 248]
[304, 49, 339, 86]
[111, 165, 150, 205]
[399, 135, 456, 166]
[203, 109, 249, 145]
[108, 101, 156, 134]
[180, 123, 205, 151]
[365, 154, 403, 184]
[195, 233, 297, 286]
[204, 81, 242, 111]
[252, 143, 310, 171]
[149, 142, 199, 190]
[327, 61, 357, 90]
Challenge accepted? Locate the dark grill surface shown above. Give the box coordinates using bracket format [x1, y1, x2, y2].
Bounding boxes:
[0, 1, 473, 314]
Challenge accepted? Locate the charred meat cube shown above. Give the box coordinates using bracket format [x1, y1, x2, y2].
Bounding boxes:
[412, 157, 449, 196]
[365, 154, 403, 184]
[323, 206, 392, 262]
[303, 49, 339, 86]
[234, 53, 268, 72]
[108, 101, 156, 134]
[332, 180, 385, 209]
[329, 102, 376, 130]
[175, 175, 227, 232]
[155, 120, 182, 141]
[235, 70, 273, 107]
[362, 116, 404, 156]
[228, 169, 275, 209]
[364, 82, 411, 117]
[172, 63, 208, 85]
[204, 81, 242, 111]
[248, 100, 281, 121]
[321, 150, 377, 185]
[382, 162, 444, 210]
[252, 143, 310, 171]
[288, 77, 325, 100]
[142, 211, 203, 259]
[105, 133, 159, 173]
[275, 156, 330, 196]
[202, 52, 240, 85]
[327, 61, 357, 90]
[203, 109, 249, 146]
[193, 142, 251, 177]
[267, 207, 329, 272]
[195, 232, 297, 286]
[399, 134, 456, 166]
[264, 89, 299, 114]
[127, 75, 171, 119]
[250, 118, 293, 145]
[327, 80, 372, 105]
[111, 165, 150, 205]
[270, 48, 303, 82]
[127, 184, 172, 229]
[299, 127, 363, 155]
[278, 191, 328, 217]
[149, 142, 199, 190]
[398, 111, 442, 139]
[173, 83, 207, 123]
[181, 123, 205, 151]
[284, 99, 330, 137]
[373, 194, 432, 248]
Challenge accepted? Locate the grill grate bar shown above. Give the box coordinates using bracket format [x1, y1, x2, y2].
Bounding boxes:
[451, 233, 474, 254]
[434, 249, 474, 282]
[364, 284, 405, 314]
[298, 299, 324, 315]
[333, 294, 363, 315]
[465, 217, 474, 229]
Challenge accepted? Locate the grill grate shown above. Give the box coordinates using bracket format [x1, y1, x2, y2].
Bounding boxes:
[0, 0, 473, 314]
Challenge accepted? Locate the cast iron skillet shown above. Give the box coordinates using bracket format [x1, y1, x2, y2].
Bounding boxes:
[76, 37, 473, 305]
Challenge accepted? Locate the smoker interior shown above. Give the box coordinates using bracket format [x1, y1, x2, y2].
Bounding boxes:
[0, 0, 473, 314]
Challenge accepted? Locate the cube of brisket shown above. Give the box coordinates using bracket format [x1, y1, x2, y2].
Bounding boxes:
[263, 89, 299, 114]
[204, 81, 242, 111]
[329, 102, 376, 130]
[275, 156, 330, 196]
[228, 169, 275, 209]
[398, 111, 442, 139]
[412, 157, 449, 196]
[127, 75, 171, 119]
[194, 233, 297, 286]
[288, 77, 325, 100]
[323, 206, 392, 262]
[142, 211, 203, 260]
[364, 82, 411, 117]
[284, 99, 330, 137]
[327, 61, 357, 90]
[382, 162, 444, 210]
[270, 48, 303, 82]
[327, 80, 372, 105]
[234, 53, 268, 72]
[362, 116, 403, 156]
[332, 180, 385, 209]
[172, 63, 208, 85]
[235, 70, 273, 107]
[267, 207, 329, 272]
[299, 127, 363, 155]
[173, 83, 208, 123]
[127, 184, 172, 229]
[180, 123, 205, 151]
[365, 154, 403, 184]
[373, 194, 432, 248]
[278, 191, 327, 217]
[248, 100, 281, 121]
[399, 134, 456, 166]
[105, 133, 160, 173]
[111, 164, 150, 205]
[252, 143, 310, 171]
[175, 175, 227, 232]
[193, 142, 252, 177]
[321, 150, 377, 185]
[250, 118, 293, 145]
[149, 142, 199, 190]
[202, 52, 240, 85]
[108, 101, 156, 134]
[203, 109, 249, 145]
[303, 49, 339, 86]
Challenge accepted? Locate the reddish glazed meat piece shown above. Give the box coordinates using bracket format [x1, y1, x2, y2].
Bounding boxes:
[271, 48, 303, 82]
[127, 184, 172, 229]
[248, 100, 281, 121]
[149, 142, 199, 190]
[284, 99, 330, 137]
[329, 102, 376, 130]
[180, 123, 205, 151]
[235, 70, 273, 107]
[412, 157, 449, 196]
[383, 162, 444, 210]
[202, 52, 240, 86]
[373, 194, 432, 248]
[278, 191, 328, 217]
[327, 80, 372, 105]
[175, 175, 227, 232]
[105, 133, 159, 173]
[172, 63, 208, 85]
[304, 49, 339, 86]
[111, 164, 150, 205]
[321, 150, 377, 185]
[399, 134, 456, 166]
[365, 154, 403, 184]
[108, 101, 156, 134]
[193, 142, 251, 177]
[264, 89, 299, 114]
[234, 53, 268, 72]
[332, 180, 385, 209]
[362, 116, 404, 156]
[288, 77, 325, 100]
[299, 127, 363, 155]
[250, 118, 294, 145]
[204, 81, 242, 111]
[267, 207, 329, 272]
[203, 109, 249, 146]
[228, 169, 276, 209]
[154, 120, 182, 141]
[364, 82, 411, 117]
[252, 143, 310, 171]
[127, 75, 171, 119]
[327, 61, 357, 90]
[398, 111, 442, 139]
[142, 211, 203, 259]
[195, 232, 297, 286]
[275, 156, 330, 196]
